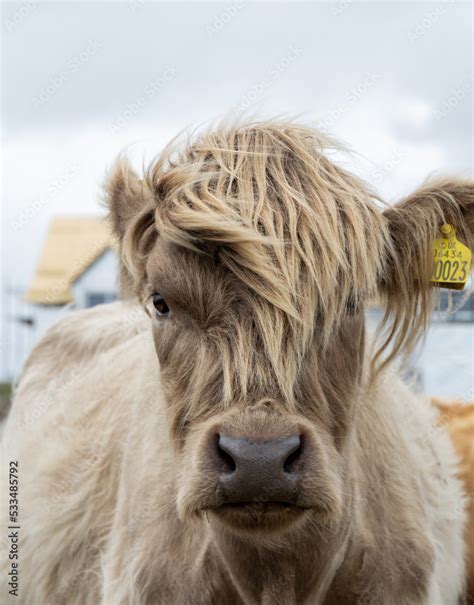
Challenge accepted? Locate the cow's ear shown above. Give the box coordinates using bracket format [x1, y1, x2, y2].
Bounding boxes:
[376, 178, 474, 368]
[382, 178, 474, 290]
[103, 158, 155, 299]
[104, 157, 150, 240]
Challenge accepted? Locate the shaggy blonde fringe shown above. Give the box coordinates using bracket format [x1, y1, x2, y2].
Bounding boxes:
[120, 120, 473, 393]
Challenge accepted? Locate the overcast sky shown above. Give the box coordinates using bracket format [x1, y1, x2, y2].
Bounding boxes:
[1, 0, 473, 290]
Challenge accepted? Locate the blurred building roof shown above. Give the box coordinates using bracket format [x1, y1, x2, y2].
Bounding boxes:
[25, 216, 117, 305]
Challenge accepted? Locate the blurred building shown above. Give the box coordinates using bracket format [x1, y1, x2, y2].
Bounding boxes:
[1, 217, 118, 383]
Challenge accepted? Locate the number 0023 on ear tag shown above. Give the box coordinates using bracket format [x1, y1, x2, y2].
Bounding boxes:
[431, 224, 472, 290]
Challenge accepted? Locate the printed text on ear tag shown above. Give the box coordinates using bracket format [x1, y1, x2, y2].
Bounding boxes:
[431, 224, 472, 291]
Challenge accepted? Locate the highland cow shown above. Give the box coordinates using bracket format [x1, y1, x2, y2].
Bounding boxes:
[2, 121, 473, 604]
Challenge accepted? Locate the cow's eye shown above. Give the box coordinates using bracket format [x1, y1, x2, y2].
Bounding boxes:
[152, 293, 170, 316]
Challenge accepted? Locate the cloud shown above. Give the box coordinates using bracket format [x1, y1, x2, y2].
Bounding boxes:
[1, 1, 471, 288]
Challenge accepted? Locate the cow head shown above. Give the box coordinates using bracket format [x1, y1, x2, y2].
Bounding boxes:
[106, 121, 473, 537]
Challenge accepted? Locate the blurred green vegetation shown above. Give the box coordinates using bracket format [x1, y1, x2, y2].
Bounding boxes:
[0, 383, 12, 422]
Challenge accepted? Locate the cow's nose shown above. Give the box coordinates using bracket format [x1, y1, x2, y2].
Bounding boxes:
[213, 433, 304, 504]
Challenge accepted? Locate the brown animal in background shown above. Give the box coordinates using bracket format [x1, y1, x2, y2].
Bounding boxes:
[433, 399, 474, 600]
[2, 121, 473, 604]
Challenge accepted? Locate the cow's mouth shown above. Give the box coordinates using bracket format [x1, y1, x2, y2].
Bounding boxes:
[208, 501, 309, 531]
[222, 501, 294, 512]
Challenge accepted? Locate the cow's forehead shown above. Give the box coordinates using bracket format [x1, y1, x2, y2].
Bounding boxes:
[135, 122, 389, 371]
[146, 238, 241, 324]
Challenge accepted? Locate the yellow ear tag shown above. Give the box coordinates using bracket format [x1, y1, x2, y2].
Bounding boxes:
[431, 224, 472, 290]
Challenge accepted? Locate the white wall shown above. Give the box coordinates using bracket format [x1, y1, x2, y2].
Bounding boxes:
[72, 248, 118, 308]
[414, 323, 474, 401]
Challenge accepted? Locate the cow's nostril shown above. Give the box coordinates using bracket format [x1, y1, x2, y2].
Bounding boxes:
[213, 432, 304, 506]
[215, 434, 237, 473]
[283, 435, 304, 473]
